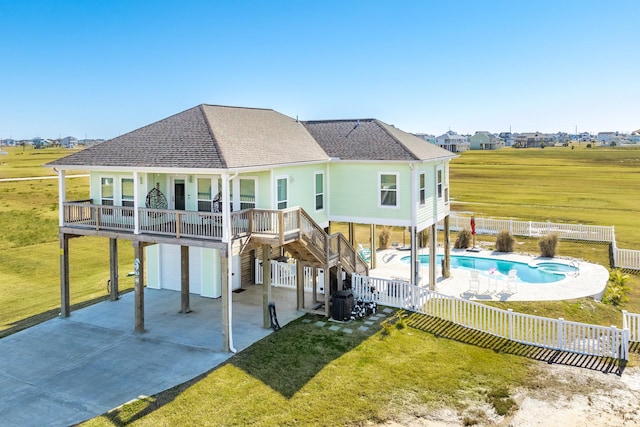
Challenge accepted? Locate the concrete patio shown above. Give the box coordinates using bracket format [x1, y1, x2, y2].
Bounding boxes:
[0, 285, 304, 427]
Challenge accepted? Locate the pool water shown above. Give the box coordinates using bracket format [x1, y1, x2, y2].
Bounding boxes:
[400, 255, 578, 284]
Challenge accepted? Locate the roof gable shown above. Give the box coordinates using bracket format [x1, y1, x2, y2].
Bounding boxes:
[48, 105, 224, 168]
[202, 105, 327, 168]
[303, 119, 455, 161]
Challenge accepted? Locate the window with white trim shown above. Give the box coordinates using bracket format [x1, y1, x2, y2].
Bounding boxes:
[240, 178, 256, 210]
[379, 173, 398, 207]
[121, 178, 134, 216]
[437, 169, 443, 199]
[276, 177, 288, 209]
[197, 177, 213, 212]
[314, 172, 324, 211]
[419, 172, 426, 205]
[101, 176, 114, 206]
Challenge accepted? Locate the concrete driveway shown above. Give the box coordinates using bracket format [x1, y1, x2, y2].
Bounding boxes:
[0, 286, 302, 427]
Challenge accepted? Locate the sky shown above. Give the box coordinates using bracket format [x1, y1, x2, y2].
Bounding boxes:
[1, 0, 638, 140]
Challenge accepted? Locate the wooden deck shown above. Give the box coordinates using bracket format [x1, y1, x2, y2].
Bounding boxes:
[61, 201, 369, 275]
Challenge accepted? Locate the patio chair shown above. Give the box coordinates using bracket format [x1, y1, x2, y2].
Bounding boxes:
[505, 269, 518, 293]
[468, 270, 480, 294]
[358, 244, 371, 262]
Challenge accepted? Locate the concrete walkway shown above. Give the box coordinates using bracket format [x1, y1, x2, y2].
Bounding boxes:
[0, 286, 303, 427]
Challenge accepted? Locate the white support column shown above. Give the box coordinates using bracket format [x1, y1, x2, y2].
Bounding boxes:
[133, 171, 140, 234]
[410, 164, 418, 285]
[57, 169, 66, 226]
[429, 224, 437, 290]
[221, 172, 236, 353]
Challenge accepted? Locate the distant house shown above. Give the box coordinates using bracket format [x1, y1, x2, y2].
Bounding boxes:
[575, 132, 591, 142]
[597, 132, 619, 145]
[435, 131, 470, 152]
[469, 131, 504, 150]
[61, 136, 78, 148]
[630, 130, 640, 144]
[498, 132, 515, 147]
[514, 132, 553, 148]
[554, 132, 569, 144]
[32, 137, 51, 149]
[414, 133, 436, 144]
[46, 104, 457, 352]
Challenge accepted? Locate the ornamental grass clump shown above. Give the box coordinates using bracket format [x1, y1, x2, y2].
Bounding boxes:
[602, 269, 631, 306]
[495, 230, 515, 253]
[454, 228, 472, 249]
[538, 233, 558, 257]
[378, 226, 392, 249]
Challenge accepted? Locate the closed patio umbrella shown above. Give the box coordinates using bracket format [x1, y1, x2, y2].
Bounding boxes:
[470, 215, 476, 248]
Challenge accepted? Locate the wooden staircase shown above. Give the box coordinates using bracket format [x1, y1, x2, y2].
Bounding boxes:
[233, 206, 369, 316]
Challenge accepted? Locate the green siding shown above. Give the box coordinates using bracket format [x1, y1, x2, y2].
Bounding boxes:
[328, 162, 412, 224]
[270, 163, 329, 226]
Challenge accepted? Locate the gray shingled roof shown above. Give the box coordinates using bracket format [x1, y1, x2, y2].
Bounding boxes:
[48, 105, 454, 169]
[303, 119, 456, 161]
[48, 105, 328, 169]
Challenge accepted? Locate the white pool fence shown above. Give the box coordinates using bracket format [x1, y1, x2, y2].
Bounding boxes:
[352, 274, 632, 361]
[446, 214, 640, 271]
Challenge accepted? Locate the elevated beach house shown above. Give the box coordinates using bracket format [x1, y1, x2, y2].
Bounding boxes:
[47, 104, 456, 351]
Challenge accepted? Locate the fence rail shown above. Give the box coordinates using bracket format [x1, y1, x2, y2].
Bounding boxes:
[254, 259, 315, 291]
[623, 310, 640, 342]
[352, 274, 631, 360]
[446, 214, 615, 242]
[614, 247, 640, 271]
[447, 213, 640, 271]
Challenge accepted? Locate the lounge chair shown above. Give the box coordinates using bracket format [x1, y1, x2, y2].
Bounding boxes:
[358, 244, 371, 262]
[468, 270, 480, 294]
[505, 269, 518, 293]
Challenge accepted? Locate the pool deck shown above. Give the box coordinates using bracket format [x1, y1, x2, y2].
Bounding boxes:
[369, 248, 609, 302]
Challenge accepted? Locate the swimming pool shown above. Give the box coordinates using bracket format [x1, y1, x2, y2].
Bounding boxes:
[400, 255, 579, 284]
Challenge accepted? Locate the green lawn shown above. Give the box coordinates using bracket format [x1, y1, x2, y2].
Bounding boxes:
[449, 146, 640, 248]
[1, 144, 640, 425]
[81, 312, 535, 427]
[0, 146, 134, 336]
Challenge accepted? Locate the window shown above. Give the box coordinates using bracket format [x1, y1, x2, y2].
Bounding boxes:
[197, 178, 212, 212]
[419, 172, 426, 205]
[276, 177, 288, 209]
[239, 178, 256, 210]
[121, 178, 134, 216]
[314, 172, 324, 211]
[437, 170, 443, 198]
[101, 177, 114, 214]
[379, 173, 398, 207]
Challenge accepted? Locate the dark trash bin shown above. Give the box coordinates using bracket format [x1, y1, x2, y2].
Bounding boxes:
[331, 290, 354, 321]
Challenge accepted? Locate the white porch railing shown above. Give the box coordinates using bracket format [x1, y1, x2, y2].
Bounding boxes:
[254, 259, 314, 291]
[352, 274, 631, 360]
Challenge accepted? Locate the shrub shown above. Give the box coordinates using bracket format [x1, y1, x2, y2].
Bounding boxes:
[495, 230, 515, 252]
[602, 269, 631, 306]
[538, 233, 558, 257]
[454, 228, 472, 249]
[378, 226, 392, 249]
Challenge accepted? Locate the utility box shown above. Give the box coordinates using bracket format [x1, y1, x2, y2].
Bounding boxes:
[331, 290, 354, 321]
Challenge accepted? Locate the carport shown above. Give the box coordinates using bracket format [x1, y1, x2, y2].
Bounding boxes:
[0, 286, 302, 427]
